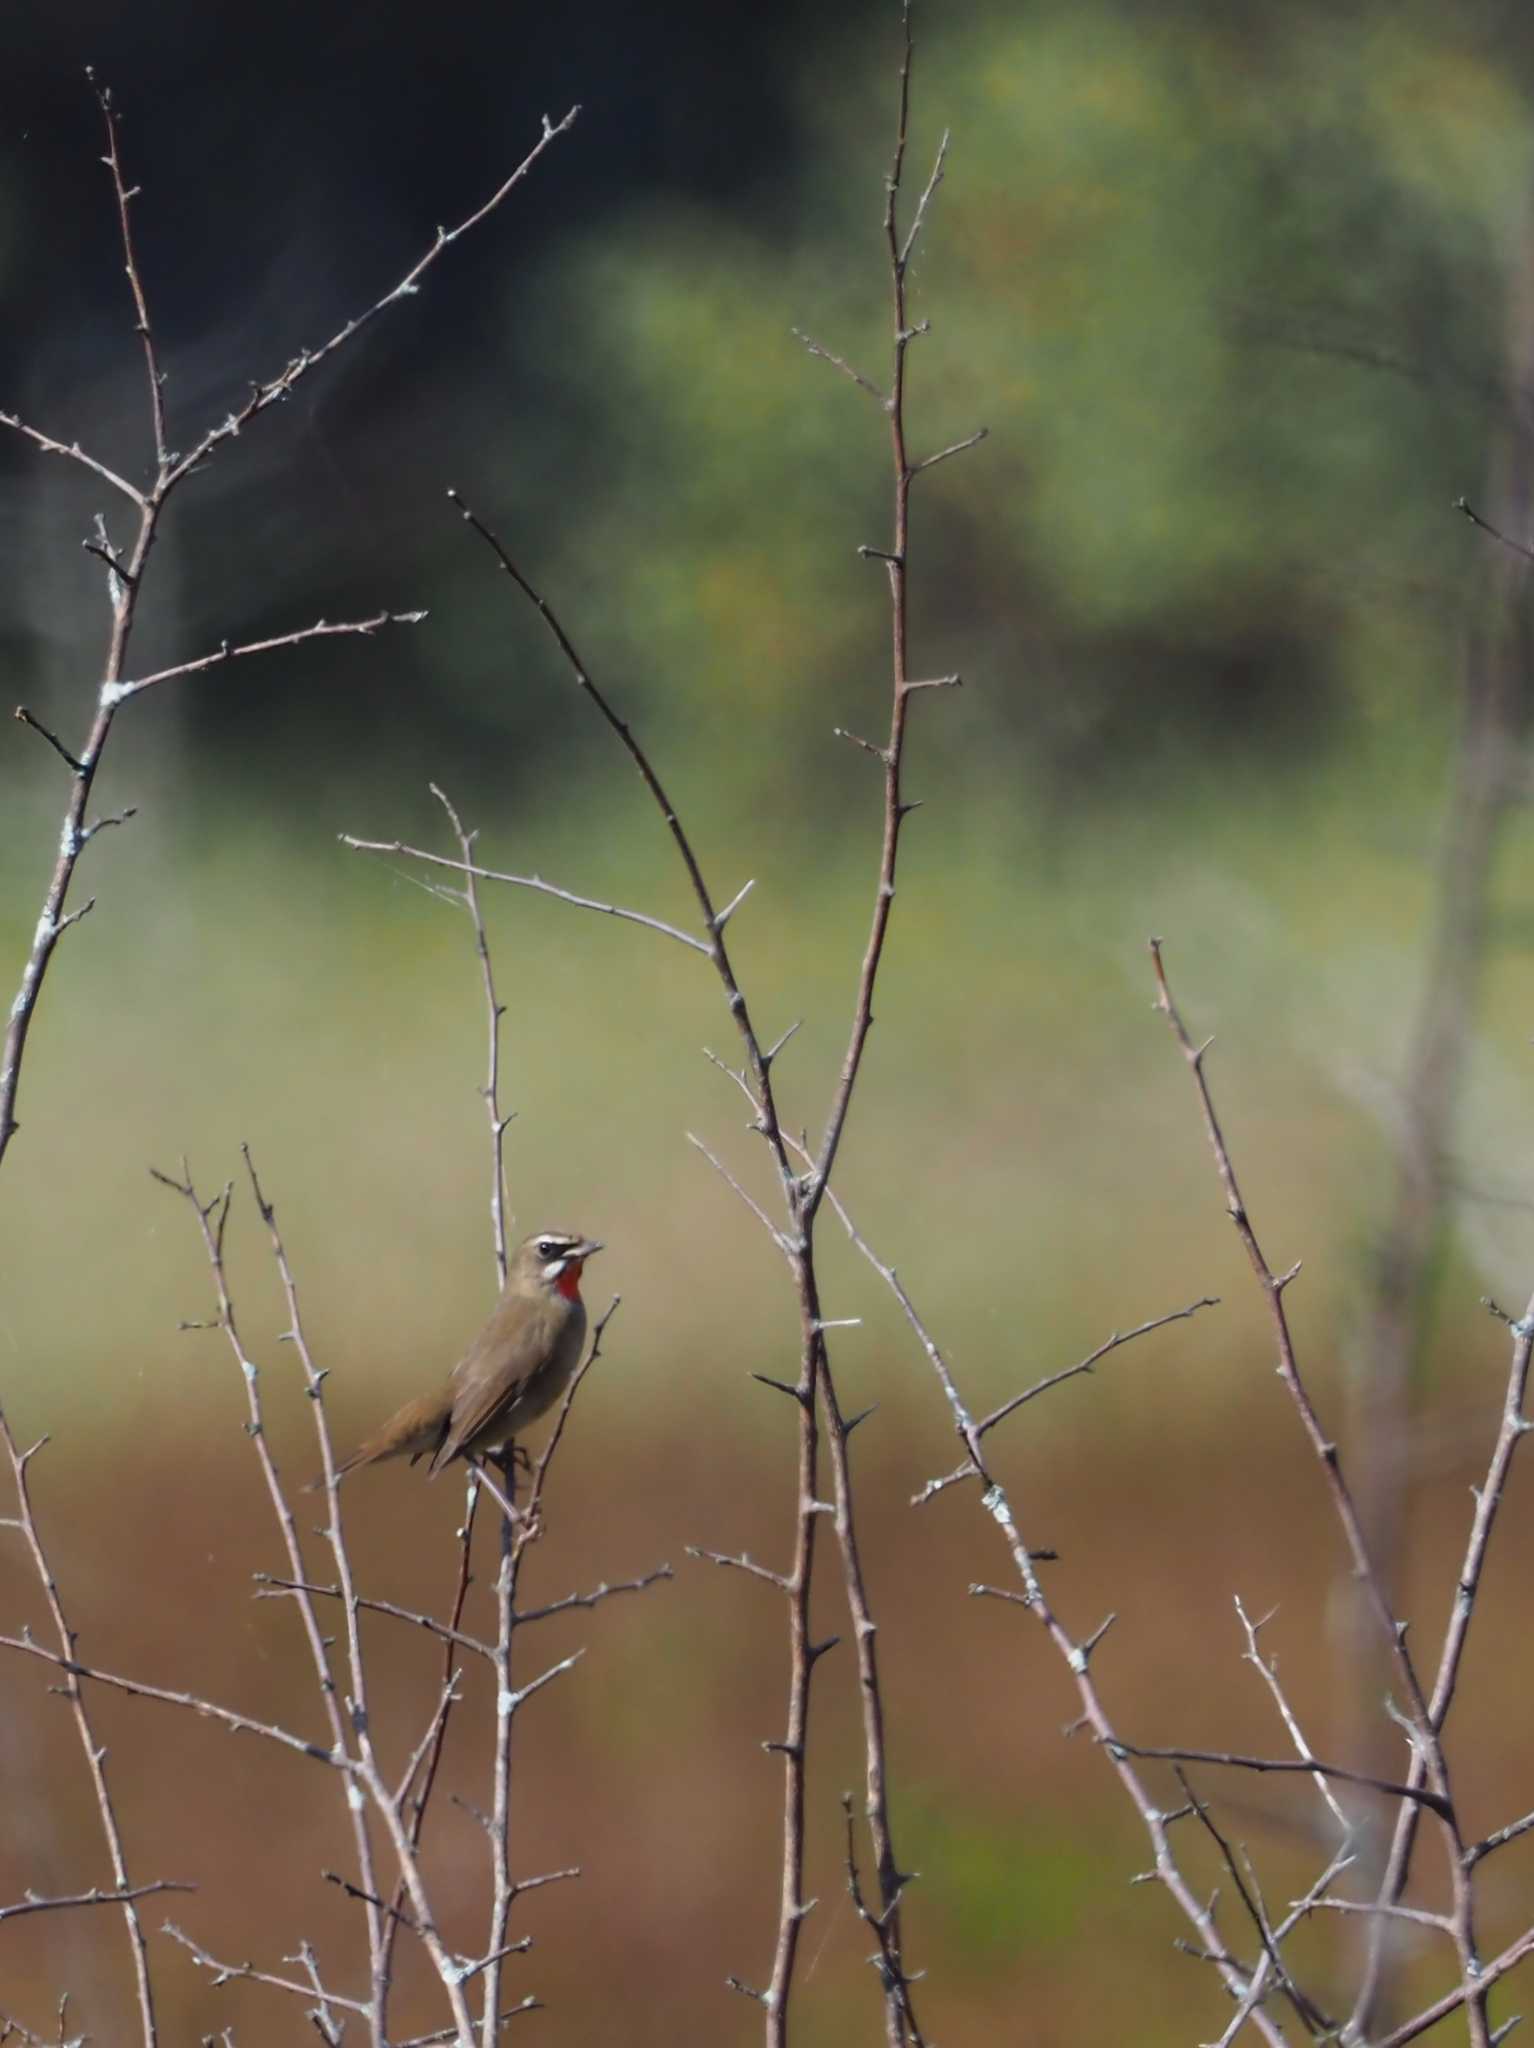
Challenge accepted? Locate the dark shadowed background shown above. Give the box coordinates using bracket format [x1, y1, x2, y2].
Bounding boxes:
[4, 0, 1534, 2040]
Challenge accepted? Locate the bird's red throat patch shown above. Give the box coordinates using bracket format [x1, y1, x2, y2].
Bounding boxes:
[556, 1261, 585, 1302]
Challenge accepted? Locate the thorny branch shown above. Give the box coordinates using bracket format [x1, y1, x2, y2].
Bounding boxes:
[802, 1173, 1292, 2042]
[151, 1160, 394, 2042]
[0, 1408, 164, 2043]
[1149, 941, 1504, 2044]
[345, 13, 994, 2040]
[1, 77, 576, 1177]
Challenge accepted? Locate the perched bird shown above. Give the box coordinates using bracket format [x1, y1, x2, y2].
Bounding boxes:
[327, 1229, 603, 1482]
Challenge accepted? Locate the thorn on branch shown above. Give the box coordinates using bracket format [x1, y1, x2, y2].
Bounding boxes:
[763, 1019, 802, 1067]
[82, 533, 138, 589]
[712, 878, 756, 931]
[751, 1373, 808, 1405]
[834, 726, 890, 761]
[1455, 496, 1534, 562]
[13, 707, 86, 777]
[789, 327, 885, 401]
[1070, 1612, 1118, 1670]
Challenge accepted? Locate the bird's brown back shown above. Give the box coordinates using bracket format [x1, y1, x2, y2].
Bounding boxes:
[430, 1282, 586, 1471]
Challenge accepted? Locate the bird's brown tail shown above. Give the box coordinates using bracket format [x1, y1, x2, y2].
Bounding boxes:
[309, 1394, 451, 1492]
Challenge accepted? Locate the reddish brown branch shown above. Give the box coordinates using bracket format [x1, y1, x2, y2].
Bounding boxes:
[90, 75, 169, 472]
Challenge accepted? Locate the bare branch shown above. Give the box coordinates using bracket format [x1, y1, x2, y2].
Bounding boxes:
[915, 1297, 1219, 1503]
[1234, 1596, 1351, 1834]
[341, 837, 710, 954]
[0, 1881, 191, 1928]
[1150, 939, 1493, 2040]
[1111, 1740, 1452, 1817]
[909, 426, 988, 475]
[430, 785, 514, 1284]
[114, 610, 424, 702]
[0, 1627, 340, 1760]
[898, 129, 950, 272]
[513, 1565, 675, 1625]
[164, 1925, 371, 2016]
[686, 1547, 790, 1592]
[790, 327, 885, 401]
[255, 1575, 493, 1660]
[1373, 1929, 1534, 2048]
[91, 75, 169, 473]
[842, 1795, 928, 2047]
[0, 1405, 163, 2040]
[160, 1158, 391, 2036]
[1174, 1767, 1334, 2038]
[687, 1134, 790, 1250]
[1455, 495, 1534, 563]
[167, 108, 580, 484]
[0, 409, 145, 502]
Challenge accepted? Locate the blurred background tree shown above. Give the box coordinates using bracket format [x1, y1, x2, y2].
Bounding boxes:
[4, 1, 1534, 2041]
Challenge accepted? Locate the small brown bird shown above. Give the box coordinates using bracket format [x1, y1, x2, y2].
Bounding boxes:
[328, 1229, 603, 1482]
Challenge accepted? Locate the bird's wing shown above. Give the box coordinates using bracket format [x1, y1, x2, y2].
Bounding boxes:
[429, 1296, 563, 1475]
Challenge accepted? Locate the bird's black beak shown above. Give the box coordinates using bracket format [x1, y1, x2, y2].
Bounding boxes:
[572, 1238, 604, 1262]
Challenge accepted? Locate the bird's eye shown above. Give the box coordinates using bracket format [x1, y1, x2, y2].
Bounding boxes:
[537, 1239, 559, 1259]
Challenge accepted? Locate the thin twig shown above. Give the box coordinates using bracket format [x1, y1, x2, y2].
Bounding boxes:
[164, 1926, 370, 2016]
[1150, 940, 1492, 2043]
[909, 426, 988, 475]
[842, 1795, 927, 2047]
[795, 1185, 1291, 2041]
[0, 1409, 162, 2042]
[1234, 1598, 1351, 1835]
[114, 611, 424, 701]
[0, 410, 144, 502]
[12, 707, 85, 776]
[1455, 496, 1534, 563]
[791, 327, 884, 401]
[1173, 1767, 1334, 2038]
[157, 1161, 390, 2043]
[431, 787, 513, 1284]
[1352, 1289, 1534, 2031]
[256, 1576, 493, 1659]
[91, 75, 169, 472]
[513, 1565, 675, 1624]
[0, 1628, 342, 1759]
[472, 1300, 619, 2042]
[914, 1296, 1219, 1502]
[165, 109, 580, 487]
[341, 839, 709, 954]
[0, 1880, 191, 1927]
[2, 84, 567, 1182]
[1372, 1929, 1534, 2048]
[1110, 1742, 1452, 1818]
